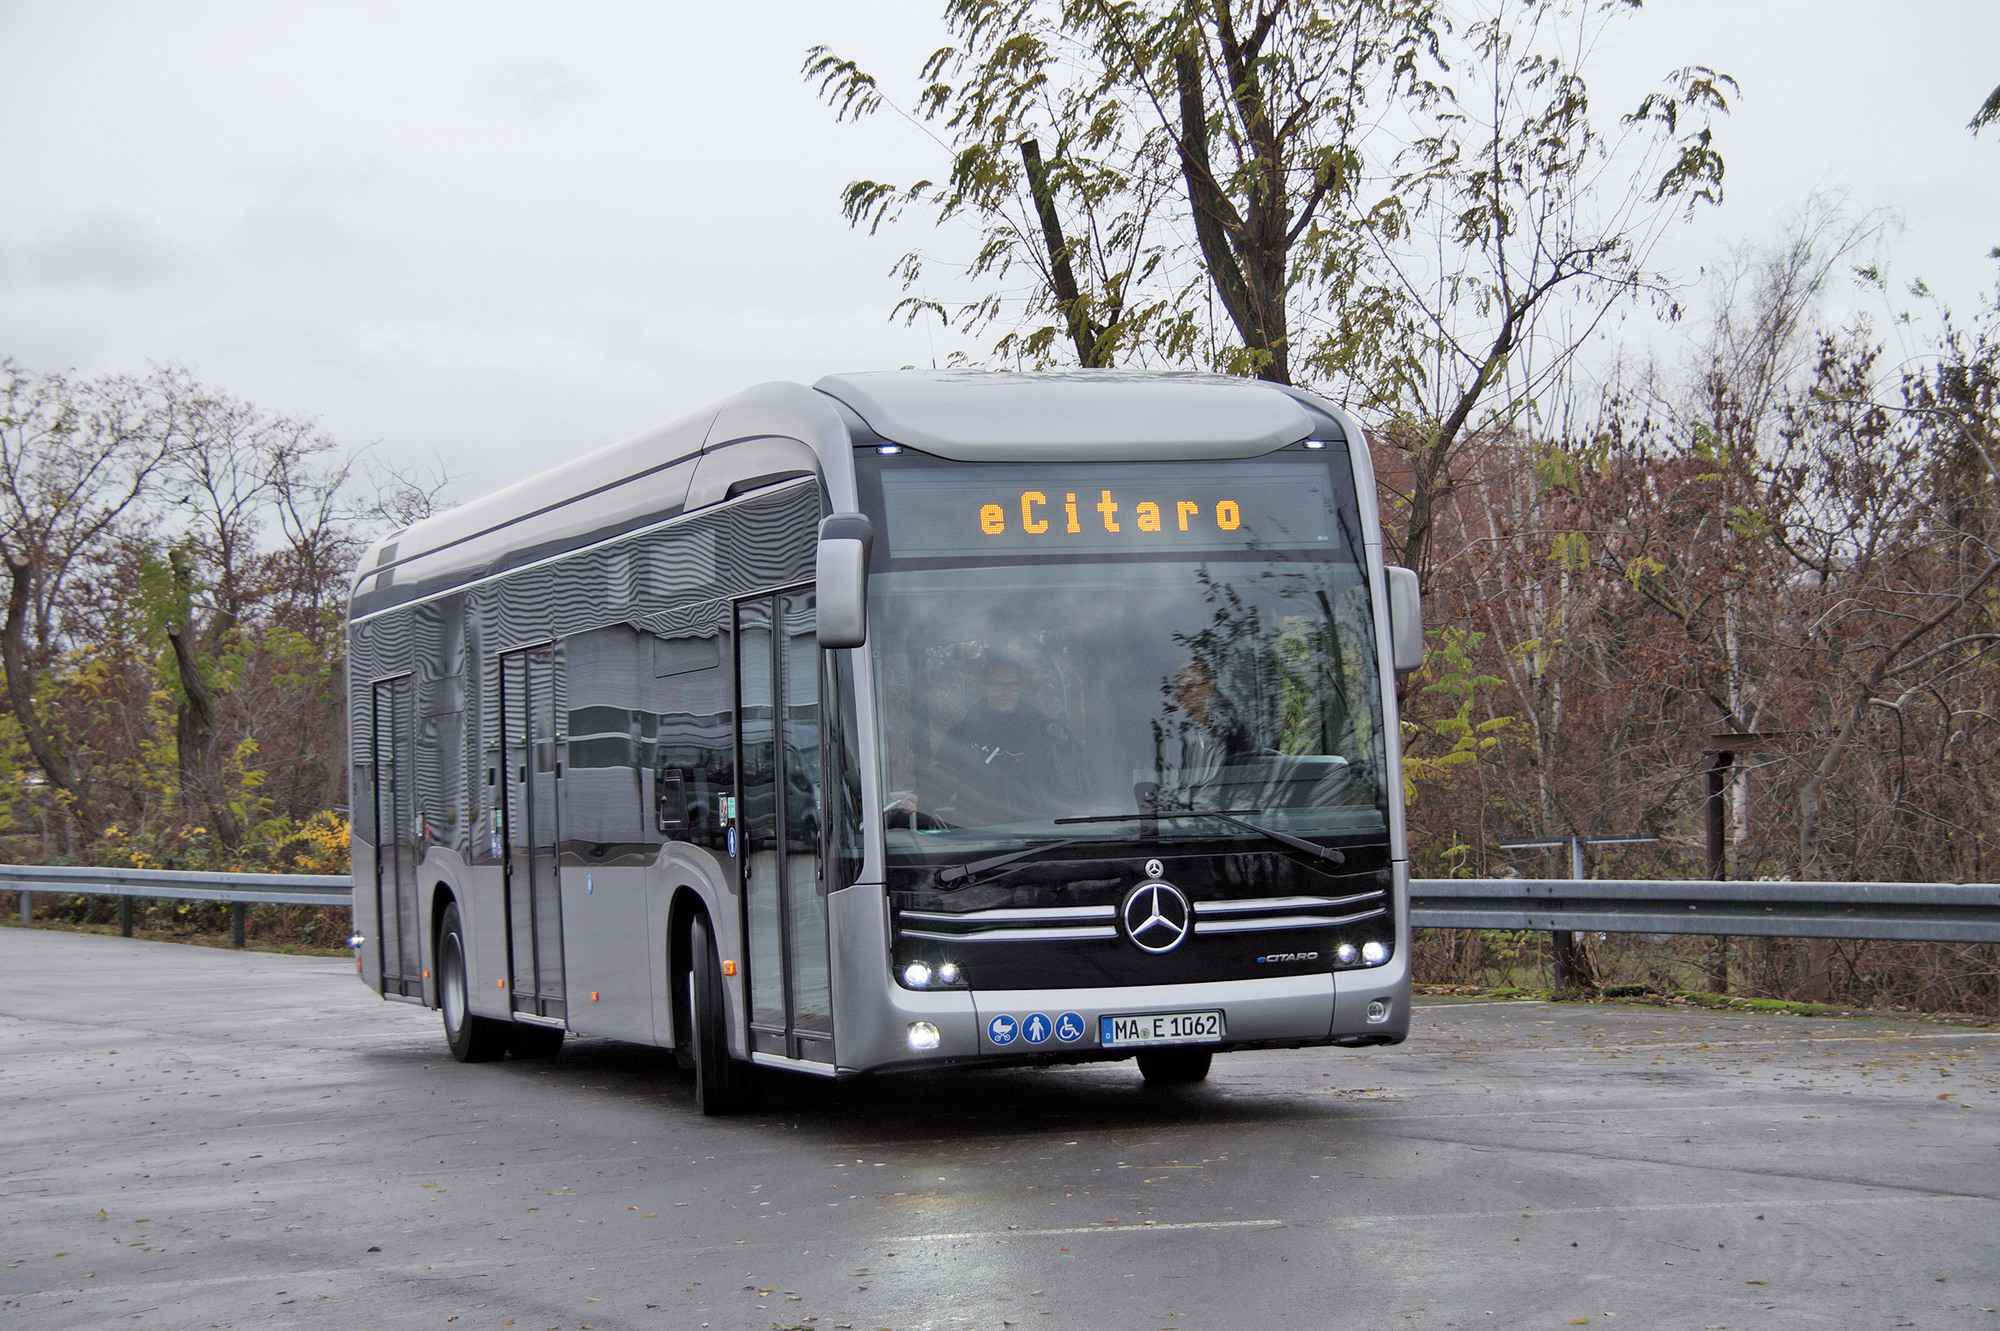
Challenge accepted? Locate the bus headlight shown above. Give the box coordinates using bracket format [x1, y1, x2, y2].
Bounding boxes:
[1361, 941, 1389, 966]
[907, 1021, 941, 1051]
[1335, 943, 1358, 965]
[935, 962, 961, 986]
[903, 962, 933, 988]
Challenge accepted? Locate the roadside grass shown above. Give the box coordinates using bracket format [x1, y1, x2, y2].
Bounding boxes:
[1415, 980, 1997, 1026]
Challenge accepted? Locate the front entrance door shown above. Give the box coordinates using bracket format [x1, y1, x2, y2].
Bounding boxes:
[499, 644, 566, 1022]
[736, 590, 831, 1065]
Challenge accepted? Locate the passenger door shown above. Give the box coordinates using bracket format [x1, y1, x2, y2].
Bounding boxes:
[736, 589, 832, 1065]
[369, 675, 422, 998]
[499, 644, 567, 1022]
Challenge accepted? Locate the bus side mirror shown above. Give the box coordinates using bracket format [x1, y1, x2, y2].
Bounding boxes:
[1385, 565, 1423, 673]
[816, 513, 874, 648]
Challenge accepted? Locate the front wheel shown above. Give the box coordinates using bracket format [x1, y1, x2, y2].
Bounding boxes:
[689, 914, 757, 1115]
[439, 903, 509, 1063]
[1137, 1048, 1213, 1085]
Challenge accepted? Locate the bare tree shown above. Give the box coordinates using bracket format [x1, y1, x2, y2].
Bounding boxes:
[812, 1, 1734, 615]
[1371, 1, 1733, 589]
[0, 361, 179, 838]
[153, 375, 345, 850]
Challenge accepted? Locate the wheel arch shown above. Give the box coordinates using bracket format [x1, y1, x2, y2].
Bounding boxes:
[665, 884, 708, 1060]
[427, 879, 461, 1011]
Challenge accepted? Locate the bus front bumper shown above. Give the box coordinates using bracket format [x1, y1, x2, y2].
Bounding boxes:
[836, 963, 1410, 1075]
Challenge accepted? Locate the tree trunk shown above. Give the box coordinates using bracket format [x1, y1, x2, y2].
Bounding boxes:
[1020, 138, 1111, 368]
[164, 549, 244, 853]
[1, 549, 98, 842]
[1172, 48, 1290, 383]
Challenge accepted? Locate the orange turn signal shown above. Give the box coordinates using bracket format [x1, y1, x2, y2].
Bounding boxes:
[590, 991, 599, 1001]
[722, 960, 737, 977]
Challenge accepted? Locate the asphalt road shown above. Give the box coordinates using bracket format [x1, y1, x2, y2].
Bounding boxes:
[2, 928, 1995, 1331]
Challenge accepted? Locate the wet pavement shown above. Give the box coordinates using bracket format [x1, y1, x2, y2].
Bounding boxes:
[2, 927, 1995, 1329]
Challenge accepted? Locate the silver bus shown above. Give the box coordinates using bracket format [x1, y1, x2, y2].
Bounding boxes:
[347, 371, 1423, 1114]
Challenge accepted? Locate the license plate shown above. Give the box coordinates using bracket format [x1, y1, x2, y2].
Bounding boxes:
[1100, 1010, 1224, 1047]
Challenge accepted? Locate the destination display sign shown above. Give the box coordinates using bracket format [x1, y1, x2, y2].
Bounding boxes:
[875, 460, 1346, 559]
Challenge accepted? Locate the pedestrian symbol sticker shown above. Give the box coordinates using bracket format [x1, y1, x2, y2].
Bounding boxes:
[987, 1014, 1019, 1046]
[1054, 1011, 1085, 1043]
[1022, 1013, 1051, 1045]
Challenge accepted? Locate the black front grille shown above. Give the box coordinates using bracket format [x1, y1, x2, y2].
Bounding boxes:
[889, 843, 1394, 990]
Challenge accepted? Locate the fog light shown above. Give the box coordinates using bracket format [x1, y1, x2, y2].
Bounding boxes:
[1335, 943, 1358, 965]
[936, 961, 961, 986]
[903, 961, 933, 988]
[1367, 999, 1390, 1023]
[1361, 941, 1389, 966]
[907, 1021, 941, 1051]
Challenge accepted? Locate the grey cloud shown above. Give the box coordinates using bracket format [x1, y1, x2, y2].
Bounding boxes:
[15, 210, 198, 291]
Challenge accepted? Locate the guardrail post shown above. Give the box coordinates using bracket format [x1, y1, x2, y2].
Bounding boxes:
[1706, 751, 1733, 994]
[231, 901, 246, 949]
[120, 896, 134, 938]
[1548, 837, 1584, 993]
[18, 889, 28, 929]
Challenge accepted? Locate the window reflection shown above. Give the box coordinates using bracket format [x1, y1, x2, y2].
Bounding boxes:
[871, 558, 1385, 860]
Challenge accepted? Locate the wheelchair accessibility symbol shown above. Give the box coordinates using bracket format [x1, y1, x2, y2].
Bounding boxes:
[1054, 1011, 1085, 1043]
[987, 1014, 1019, 1046]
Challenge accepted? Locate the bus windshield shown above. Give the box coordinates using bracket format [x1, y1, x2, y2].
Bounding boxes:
[860, 453, 1389, 870]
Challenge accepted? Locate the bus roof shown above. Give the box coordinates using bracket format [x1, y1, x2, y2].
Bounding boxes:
[814, 370, 1325, 462]
[350, 372, 1339, 613]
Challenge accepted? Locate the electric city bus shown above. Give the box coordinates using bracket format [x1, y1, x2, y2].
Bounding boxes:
[346, 371, 1423, 1114]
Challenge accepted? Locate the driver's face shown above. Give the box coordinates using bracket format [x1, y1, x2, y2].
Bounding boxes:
[983, 669, 1023, 711]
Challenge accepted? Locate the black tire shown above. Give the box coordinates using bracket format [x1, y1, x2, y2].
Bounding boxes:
[439, 903, 509, 1063]
[508, 1022, 566, 1060]
[690, 914, 757, 1115]
[1137, 1048, 1213, 1085]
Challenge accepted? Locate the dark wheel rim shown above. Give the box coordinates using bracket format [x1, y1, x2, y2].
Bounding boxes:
[441, 932, 467, 1036]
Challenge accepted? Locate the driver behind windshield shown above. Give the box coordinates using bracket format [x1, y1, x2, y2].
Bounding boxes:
[930, 655, 1075, 827]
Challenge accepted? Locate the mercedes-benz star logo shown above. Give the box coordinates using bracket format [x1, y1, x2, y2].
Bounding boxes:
[1121, 880, 1191, 954]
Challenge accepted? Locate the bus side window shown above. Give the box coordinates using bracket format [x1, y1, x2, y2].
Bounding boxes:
[650, 625, 733, 851]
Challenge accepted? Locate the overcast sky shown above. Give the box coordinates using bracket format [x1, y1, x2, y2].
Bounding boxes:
[2, 0, 1995, 504]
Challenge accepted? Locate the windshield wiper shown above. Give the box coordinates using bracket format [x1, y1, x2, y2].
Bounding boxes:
[1054, 807, 1346, 867]
[934, 837, 1091, 890]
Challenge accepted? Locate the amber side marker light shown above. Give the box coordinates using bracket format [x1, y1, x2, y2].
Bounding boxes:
[722, 960, 737, 976]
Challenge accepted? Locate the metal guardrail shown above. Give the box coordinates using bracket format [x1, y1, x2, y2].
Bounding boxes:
[1, 863, 352, 947]
[7, 865, 1998, 948]
[1411, 878, 2000, 944]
